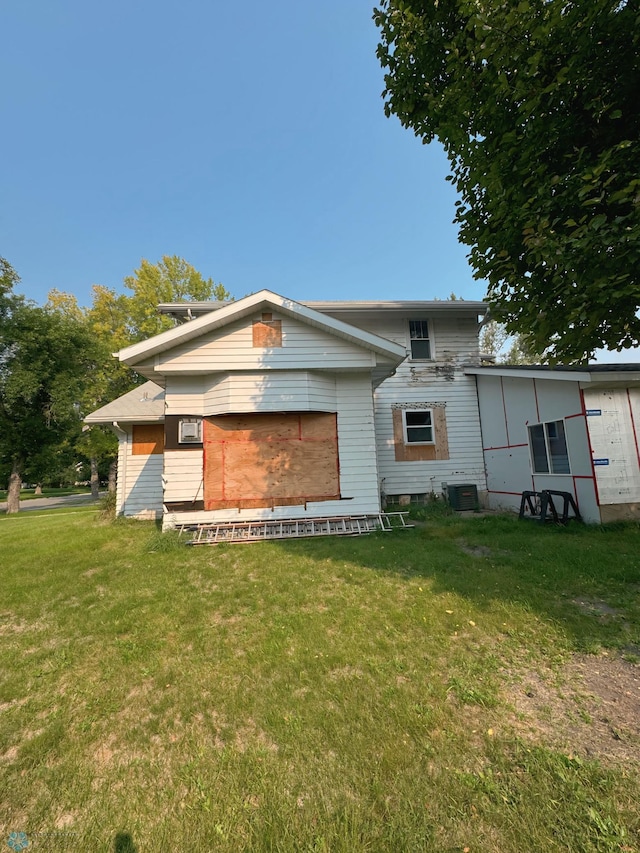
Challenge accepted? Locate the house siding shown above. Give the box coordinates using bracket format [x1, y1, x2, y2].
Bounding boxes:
[117, 426, 164, 519]
[163, 449, 205, 505]
[162, 373, 381, 529]
[368, 316, 486, 499]
[156, 314, 376, 373]
[203, 371, 337, 415]
[164, 377, 204, 414]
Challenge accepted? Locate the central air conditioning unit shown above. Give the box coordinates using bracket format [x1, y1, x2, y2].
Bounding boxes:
[178, 418, 202, 443]
[445, 483, 479, 511]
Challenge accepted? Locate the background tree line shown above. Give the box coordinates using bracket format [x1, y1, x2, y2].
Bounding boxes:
[0, 256, 230, 513]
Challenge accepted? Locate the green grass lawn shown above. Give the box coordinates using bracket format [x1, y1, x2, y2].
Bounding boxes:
[0, 509, 639, 852]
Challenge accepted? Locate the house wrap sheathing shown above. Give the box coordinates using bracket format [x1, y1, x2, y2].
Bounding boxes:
[465, 365, 640, 523]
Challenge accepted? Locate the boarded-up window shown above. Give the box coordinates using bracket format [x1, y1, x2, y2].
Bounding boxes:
[392, 406, 449, 461]
[252, 317, 282, 347]
[132, 424, 164, 455]
[203, 412, 339, 510]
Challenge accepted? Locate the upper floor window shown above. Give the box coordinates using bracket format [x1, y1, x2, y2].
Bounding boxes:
[409, 320, 431, 359]
[528, 420, 570, 474]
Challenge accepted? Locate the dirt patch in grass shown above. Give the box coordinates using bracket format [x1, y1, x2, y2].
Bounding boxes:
[505, 653, 640, 765]
[572, 596, 625, 620]
[458, 539, 493, 558]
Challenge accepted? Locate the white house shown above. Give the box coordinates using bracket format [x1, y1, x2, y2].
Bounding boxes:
[85, 290, 489, 527]
[86, 290, 640, 527]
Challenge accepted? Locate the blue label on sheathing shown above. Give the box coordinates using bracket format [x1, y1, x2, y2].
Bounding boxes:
[593, 458, 609, 466]
[586, 409, 602, 416]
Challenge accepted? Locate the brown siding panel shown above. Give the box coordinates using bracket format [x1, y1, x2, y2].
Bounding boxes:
[132, 424, 164, 455]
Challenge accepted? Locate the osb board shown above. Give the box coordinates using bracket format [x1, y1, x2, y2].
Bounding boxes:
[207, 412, 299, 442]
[203, 412, 339, 509]
[252, 319, 282, 347]
[392, 408, 449, 462]
[132, 424, 164, 455]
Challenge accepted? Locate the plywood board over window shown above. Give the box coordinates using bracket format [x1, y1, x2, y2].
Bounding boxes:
[132, 424, 164, 455]
[392, 406, 449, 461]
[252, 316, 283, 347]
[203, 412, 340, 510]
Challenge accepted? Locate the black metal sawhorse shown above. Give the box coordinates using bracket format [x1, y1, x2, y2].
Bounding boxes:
[519, 490, 581, 524]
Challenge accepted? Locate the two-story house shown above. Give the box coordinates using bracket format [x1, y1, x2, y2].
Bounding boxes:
[85, 290, 488, 528]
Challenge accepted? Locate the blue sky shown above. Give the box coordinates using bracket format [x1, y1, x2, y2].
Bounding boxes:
[2, 1, 636, 363]
[2, 0, 483, 309]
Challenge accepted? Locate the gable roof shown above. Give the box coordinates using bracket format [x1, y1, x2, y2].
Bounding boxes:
[84, 380, 165, 425]
[117, 290, 407, 367]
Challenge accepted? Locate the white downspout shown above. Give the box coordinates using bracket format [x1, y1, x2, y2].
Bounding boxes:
[112, 421, 127, 516]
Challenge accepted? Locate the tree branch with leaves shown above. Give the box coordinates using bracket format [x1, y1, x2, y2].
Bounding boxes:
[374, 0, 640, 361]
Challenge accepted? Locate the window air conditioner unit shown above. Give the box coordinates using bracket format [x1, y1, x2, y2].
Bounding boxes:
[178, 419, 202, 443]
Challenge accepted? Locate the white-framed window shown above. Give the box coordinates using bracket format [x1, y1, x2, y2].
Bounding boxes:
[528, 420, 570, 474]
[178, 418, 202, 444]
[408, 320, 431, 359]
[403, 409, 434, 444]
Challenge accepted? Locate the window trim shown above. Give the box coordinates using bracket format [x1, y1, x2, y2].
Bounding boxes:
[402, 408, 435, 445]
[528, 419, 571, 475]
[408, 319, 433, 361]
[391, 403, 449, 462]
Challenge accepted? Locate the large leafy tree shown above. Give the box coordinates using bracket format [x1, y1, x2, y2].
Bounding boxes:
[374, 0, 640, 361]
[123, 255, 231, 340]
[0, 261, 100, 513]
[55, 256, 232, 494]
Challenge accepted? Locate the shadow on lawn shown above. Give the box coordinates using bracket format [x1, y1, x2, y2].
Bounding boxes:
[114, 832, 138, 852]
[269, 516, 640, 653]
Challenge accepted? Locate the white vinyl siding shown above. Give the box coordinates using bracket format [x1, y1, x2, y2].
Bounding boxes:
[374, 371, 486, 496]
[370, 314, 486, 497]
[118, 427, 163, 519]
[320, 314, 481, 365]
[164, 377, 204, 415]
[203, 371, 337, 415]
[157, 314, 376, 373]
[163, 450, 205, 504]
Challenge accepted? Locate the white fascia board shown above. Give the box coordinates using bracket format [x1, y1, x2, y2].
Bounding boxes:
[118, 290, 407, 366]
[464, 366, 593, 382]
[84, 413, 165, 424]
[304, 300, 488, 315]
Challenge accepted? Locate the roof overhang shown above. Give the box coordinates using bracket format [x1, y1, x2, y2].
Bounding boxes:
[465, 364, 640, 389]
[158, 298, 488, 322]
[119, 290, 408, 367]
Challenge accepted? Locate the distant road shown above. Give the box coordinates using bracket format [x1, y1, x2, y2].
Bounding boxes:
[0, 492, 105, 513]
